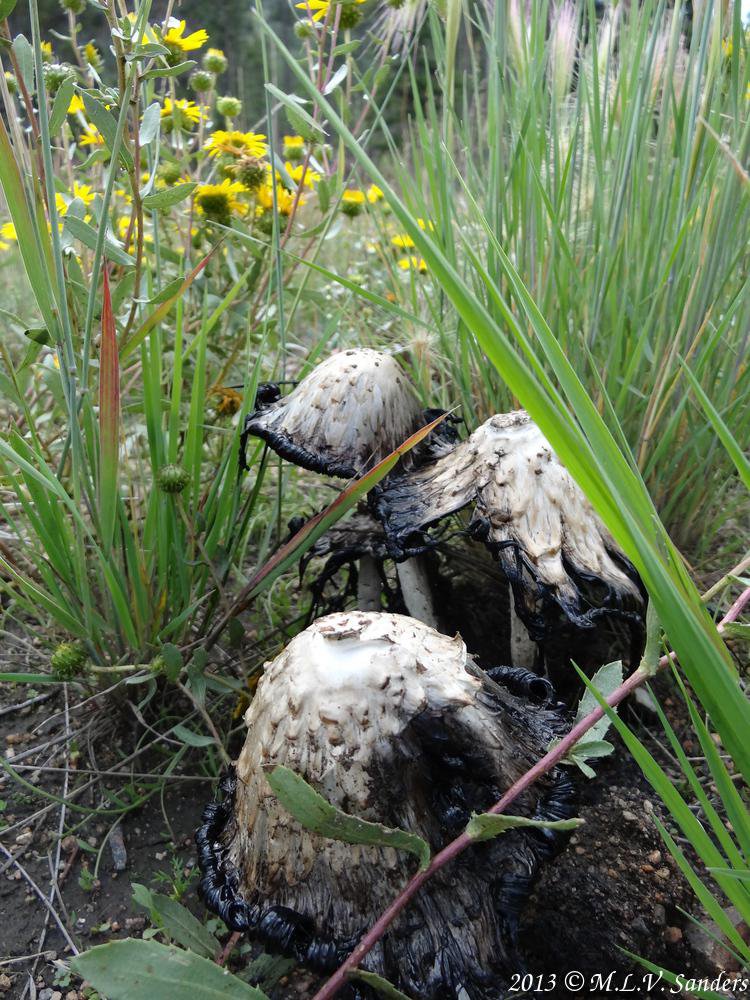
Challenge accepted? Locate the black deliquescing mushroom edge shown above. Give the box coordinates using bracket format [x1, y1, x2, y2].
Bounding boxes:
[195, 768, 362, 975]
[195, 679, 577, 982]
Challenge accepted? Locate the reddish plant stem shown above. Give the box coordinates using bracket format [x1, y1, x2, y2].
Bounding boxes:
[313, 587, 750, 1000]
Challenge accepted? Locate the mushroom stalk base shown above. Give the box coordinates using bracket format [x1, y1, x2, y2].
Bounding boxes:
[396, 557, 439, 630]
[357, 555, 382, 612]
[508, 582, 538, 670]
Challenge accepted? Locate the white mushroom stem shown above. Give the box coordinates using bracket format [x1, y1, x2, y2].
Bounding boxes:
[357, 554, 382, 612]
[508, 582, 538, 670]
[396, 557, 440, 630]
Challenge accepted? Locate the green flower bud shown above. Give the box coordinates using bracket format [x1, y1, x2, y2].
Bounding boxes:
[51, 641, 88, 680]
[216, 95, 242, 119]
[60, 0, 87, 14]
[44, 63, 73, 95]
[159, 162, 182, 185]
[294, 21, 314, 41]
[157, 464, 190, 494]
[189, 69, 215, 93]
[338, 3, 364, 30]
[236, 156, 266, 191]
[4, 72, 17, 95]
[203, 48, 228, 75]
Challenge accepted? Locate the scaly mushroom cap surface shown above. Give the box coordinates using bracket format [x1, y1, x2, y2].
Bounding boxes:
[242, 349, 425, 479]
[371, 412, 644, 639]
[196, 611, 573, 999]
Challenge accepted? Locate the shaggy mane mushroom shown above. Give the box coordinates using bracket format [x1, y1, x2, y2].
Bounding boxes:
[371, 411, 645, 651]
[196, 611, 573, 999]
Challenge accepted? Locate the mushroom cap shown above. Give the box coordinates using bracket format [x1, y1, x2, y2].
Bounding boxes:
[243, 349, 425, 478]
[197, 611, 572, 998]
[372, 411, 644, 636]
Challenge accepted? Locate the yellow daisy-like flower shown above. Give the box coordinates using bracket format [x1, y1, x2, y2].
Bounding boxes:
[283, 135, 305, 151]
[195, 178, 248, 224]
[205, 129, 268, 159]
[341, 188, 366, 217]
[41, 41, 53, 60]
[285, 161, 320, 188]
[72, 182, 95, 206]
[68, 94, 85, 115]
[295, 0, 331, 22]
[163, 20, 209, 53]
[79, 123, 104, 146]
[161, 98, 205, 131]
[367, 184, 384, 204]
[55, 193, 68, 217]
[1, 222, 17, 242]
[257, 183, 300, 216]
[398, 255, 427, 273]
[84, 42, 102, 69]
[392, 233, 415, 248]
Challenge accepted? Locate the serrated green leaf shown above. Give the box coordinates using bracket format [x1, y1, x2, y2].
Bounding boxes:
[71, 940, 270, 999]
[265, 84, 325, 143]
[465, 812, 583, 842]
[267, 765, 431, 870]
[132, 884, 219, 959]
[143, 182, 197, 211]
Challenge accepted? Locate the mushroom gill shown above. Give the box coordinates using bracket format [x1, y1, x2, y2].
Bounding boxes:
[196, 611, 573, 999]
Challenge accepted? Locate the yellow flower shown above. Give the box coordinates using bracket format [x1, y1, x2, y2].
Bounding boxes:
[398, 255, 427, 273]
[295, 0, 331, 22]
[55, 193, 68, 217]
[342, 189, 366, 205]
[79, 123, 104, 146]
[285, 161, 320, 188]
[367, 184, 384, 204]
[195, 178, 248, 224]
[211, 386, 243, 417]
[283, 135, 305, 151]
[161, 98, 205, 131]
[84, 42, 102, 69]
[257, 183, 300, 216]
[1, 222, 17, 242]
[41, 41, 53, 60]
[71, 182, 95, 206]
[205, 129, 268, 159]
[417, 217, 434, 231]
[392, 233, 415, 248]
[68, 93, 85, 115]
[163, 20, 209, 53]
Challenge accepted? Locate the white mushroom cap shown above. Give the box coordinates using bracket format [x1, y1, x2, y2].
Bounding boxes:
[243, 349, 424, 478]
[200, 611, 572, 997]
[373, 411, 643, 630]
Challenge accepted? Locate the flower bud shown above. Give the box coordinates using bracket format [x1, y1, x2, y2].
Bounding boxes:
[158, 464, 191, 494]
[216, 95, 242, 119]
[51, 641, 88, 680]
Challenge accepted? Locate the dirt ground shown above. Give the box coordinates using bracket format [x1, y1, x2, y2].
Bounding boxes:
[0, 645, 745, 1000]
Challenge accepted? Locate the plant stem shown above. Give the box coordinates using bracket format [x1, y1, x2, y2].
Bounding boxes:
[313, 586, 750, 1000]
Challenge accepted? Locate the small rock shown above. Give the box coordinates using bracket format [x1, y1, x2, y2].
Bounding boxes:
[664, 926, 683, 944]
[61, 836, 77, 853]
[630, 917, 649, 937]
[686, 908, 745, 974]
[655, 867, 671, 881]
[14, 828, 33, 846]
[622, 810, 638, 822]
[647, 850, 662, 864]
[65, 992, 80, 1000]
[644, 800, 654, 814]
[154, 851, 166, 861]
[0, 974, 12, 993]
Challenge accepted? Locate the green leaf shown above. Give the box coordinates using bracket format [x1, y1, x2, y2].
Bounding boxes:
[12, 34, 33, 93]
[681, 361, 750, 492]
[720, 622, 750, 641]
[139, 102, 162, 146]
[142, 60, 196, 80]
[132, 884, 219, 959]
[572, 660, 623, 744]
[71, 940, 270, 999]
[172, 724, 214, 748]
[265, 84, 325, 143]
[98, 269, 119, 553]
[49, 79, 75, 135]
[0, 2, 19, 20]
[348, 970, 416, 1000]
[0, 673, 62, 684]
[81, 93, 135, 171]
[465, 813, 584, 842]
[266, 765, 431, 870]
[63, 215, 135, 268]
[160, 643, 183, 683]
[143, 182, 197, 211]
